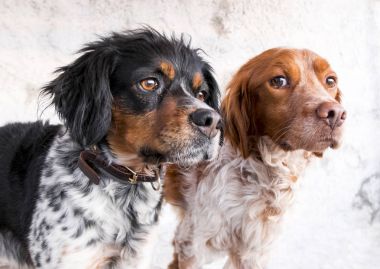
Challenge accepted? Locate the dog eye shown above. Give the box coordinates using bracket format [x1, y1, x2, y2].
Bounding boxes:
[139, 78, 159, 91]
[196, 91, 207, 101]
[269, 76, 289, 89]
[326, 76, 337, 87]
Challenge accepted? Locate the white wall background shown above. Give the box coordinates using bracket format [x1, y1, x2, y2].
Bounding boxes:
[0, 0, 379, 268]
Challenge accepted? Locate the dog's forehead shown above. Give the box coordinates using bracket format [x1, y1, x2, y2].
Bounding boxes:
[298, 50, 333, 74]
[268, 49, 335, 83]
[312, 56, 333, 75]
[158, 57, 203, 80]
[264, 49, 332, 72]
[113, 54, 203, 82]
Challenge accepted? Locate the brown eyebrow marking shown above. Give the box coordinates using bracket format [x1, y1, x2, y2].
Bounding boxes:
[160, 61, 175, 80]
[192, 72, 203, 89]
[313, 57, 330, 73]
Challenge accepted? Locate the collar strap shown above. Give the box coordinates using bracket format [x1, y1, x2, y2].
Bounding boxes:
[78, 149, 159, 187]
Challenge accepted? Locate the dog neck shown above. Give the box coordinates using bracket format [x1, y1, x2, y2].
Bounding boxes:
[53, 130, 161, 187]
[220, 136, 314, 185]
[256, 136, 313, 182]
[102, 145, 160, 178]
[83, 141, 162, 186]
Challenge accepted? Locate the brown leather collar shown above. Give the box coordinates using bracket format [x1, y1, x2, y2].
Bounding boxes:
[78, 149, 160, 189]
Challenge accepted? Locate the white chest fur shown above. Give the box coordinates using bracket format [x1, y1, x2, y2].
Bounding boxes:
[175, 137, 312, 268]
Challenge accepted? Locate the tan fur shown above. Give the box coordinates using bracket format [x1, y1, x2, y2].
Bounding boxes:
[160, 61, 176, 80]
[107, 97, 202, 174]
[192, 72, 203, 89]
[86, 245, 120, 269]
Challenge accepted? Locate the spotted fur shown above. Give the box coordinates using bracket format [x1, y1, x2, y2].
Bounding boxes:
[27, 130, 163, 268]
[0, 29, 221, 269]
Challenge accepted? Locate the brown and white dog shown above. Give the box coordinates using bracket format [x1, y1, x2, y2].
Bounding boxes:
[165, 48, 346, 269]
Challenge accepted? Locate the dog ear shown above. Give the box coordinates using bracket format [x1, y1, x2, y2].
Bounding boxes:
[222, 68, 257, 159]
[202, 64, 220, 112]
[42, 42, 118, 146]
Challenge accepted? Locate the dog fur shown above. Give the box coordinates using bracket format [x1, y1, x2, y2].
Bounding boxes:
[0, 29, 222, 269]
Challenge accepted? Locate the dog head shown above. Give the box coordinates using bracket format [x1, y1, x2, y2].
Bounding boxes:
[222, 48, 346, 158]
[42, 29, 222, 166]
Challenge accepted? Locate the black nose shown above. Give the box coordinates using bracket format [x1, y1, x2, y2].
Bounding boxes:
[189, 108, 222, 138]
[316, 102, 347, 129]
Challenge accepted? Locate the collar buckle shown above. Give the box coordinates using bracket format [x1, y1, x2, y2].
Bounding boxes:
[128, 169, 138, 184]
[78, 148, 161, 188]
[151, 168, 161, 191]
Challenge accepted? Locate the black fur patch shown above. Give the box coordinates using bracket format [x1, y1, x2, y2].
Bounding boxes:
[0, 28, 221, 268]
[41, 28, 220, 148]
[0, 122, 59, 244]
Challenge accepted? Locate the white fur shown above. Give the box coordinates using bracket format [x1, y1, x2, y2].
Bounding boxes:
[173, 137, 313, 269]
[27, 133, 162, 269]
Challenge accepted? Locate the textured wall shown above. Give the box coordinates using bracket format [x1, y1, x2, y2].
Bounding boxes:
[0, 0, 379, 268]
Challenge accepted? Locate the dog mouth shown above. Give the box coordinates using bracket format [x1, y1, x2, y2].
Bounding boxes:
[139, 149, 208, 167]
[139, 135, 220, 166]
[279, 133, 342, 152]
[306, 139, 339, 152]
[318, 138, 340, 149]
[167, 152, 209, 167]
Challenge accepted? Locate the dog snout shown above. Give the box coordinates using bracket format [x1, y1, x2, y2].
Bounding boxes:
[189, 109, 222, 138]
[316, 102, 346, 129]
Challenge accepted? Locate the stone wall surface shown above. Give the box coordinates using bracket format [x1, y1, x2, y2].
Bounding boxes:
[0, 1, 379, 268]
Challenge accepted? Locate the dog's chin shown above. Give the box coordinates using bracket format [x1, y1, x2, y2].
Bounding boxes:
[165, 148, 218, 167]
[139, 147, 203, 166]
[139, 133, 221, 167]
[138, 148, 210, 167]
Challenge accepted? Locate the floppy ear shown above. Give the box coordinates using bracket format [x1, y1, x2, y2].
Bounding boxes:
[202, 64, 220, 112]
[42, 42, 118, 146]
[222, 68, 257, 159]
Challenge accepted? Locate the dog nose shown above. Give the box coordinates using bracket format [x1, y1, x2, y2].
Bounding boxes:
[189, 109, 222, 138]
[316, 102, 346, 129]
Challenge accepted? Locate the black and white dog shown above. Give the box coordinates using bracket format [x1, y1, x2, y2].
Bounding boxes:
[0, 29, 222, 268]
